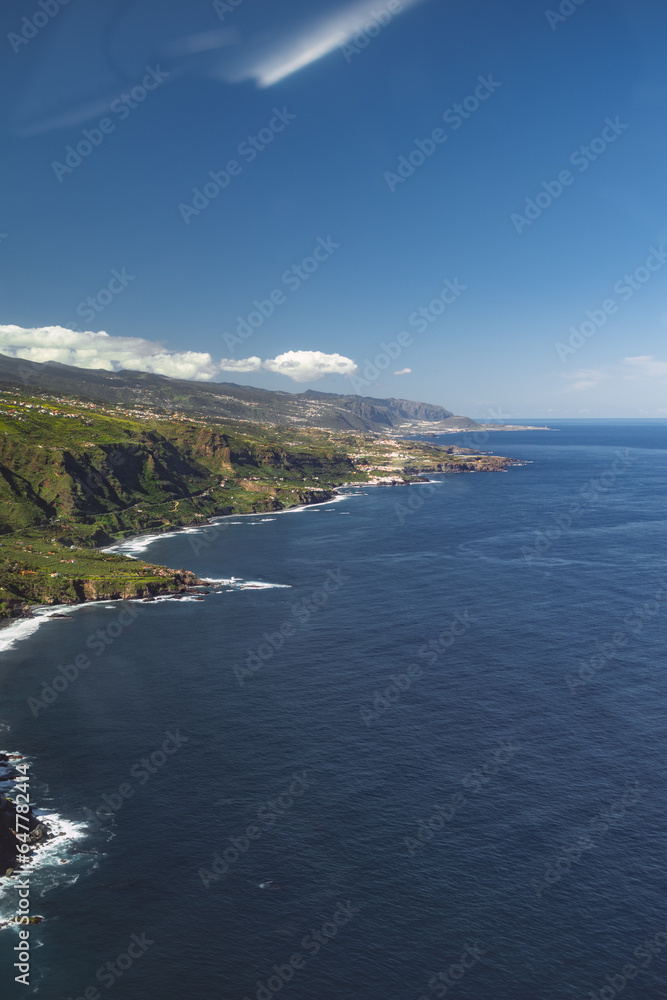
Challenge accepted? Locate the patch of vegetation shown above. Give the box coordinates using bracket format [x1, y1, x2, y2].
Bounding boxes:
[0, 387, 508, 620]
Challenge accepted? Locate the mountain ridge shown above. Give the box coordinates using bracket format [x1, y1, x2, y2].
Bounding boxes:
[0, 354, 478, 433]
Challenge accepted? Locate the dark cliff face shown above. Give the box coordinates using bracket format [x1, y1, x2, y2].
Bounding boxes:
[381, 398, 455, 422]
[0, 433, 213, 532]
[301, 390, 455, 425]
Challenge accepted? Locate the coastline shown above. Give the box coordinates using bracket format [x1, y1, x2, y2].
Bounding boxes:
[0, 752, 51, 882]
[0, 446, 522, 641]
[0, 746, 88, 929]
[0, 493, 340, 650]
[0, 449, 524, 932]
[0, 484, 402, 647]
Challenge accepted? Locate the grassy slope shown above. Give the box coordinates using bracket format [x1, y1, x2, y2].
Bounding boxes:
[0, 390, 508, 619]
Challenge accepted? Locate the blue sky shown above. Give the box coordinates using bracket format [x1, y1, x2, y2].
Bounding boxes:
[1, 0, 666, 418]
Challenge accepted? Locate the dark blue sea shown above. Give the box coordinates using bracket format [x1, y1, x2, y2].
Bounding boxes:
[1, 420, 667, 999]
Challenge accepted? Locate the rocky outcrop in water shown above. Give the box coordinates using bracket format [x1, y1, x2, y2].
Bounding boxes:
[0, 756, 51, 877]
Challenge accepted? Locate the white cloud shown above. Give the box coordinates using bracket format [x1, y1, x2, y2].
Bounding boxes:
[0, 325, 357, 385]
[622, 355, 667, 378]
[219, 0, 426, 87]
[562, 368, 610, 391]
[163, 28, 239, 59]
[0, 324, 220, 381]
[224, 350, 357, 383]
[393, 367, 412, 376]
[217, 357, 263, 373]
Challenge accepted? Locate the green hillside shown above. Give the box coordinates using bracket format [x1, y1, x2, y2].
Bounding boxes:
[0, 387, 510, 620]
[0, 352, 474, 432]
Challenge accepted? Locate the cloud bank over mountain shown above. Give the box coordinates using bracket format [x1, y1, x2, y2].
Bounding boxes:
[0, 325, 358, 384]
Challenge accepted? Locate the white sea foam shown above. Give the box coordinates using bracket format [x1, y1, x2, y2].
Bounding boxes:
[204, 497, 350, 527]
[0, 754, 91, 926]
[0, 616, 46, 653]
[0, 573, 294, 652]
[2, 494, 355, 652]
[203, 578, 291, 590]
[101, 533, 166, 557]
[0, 601, 104, 653]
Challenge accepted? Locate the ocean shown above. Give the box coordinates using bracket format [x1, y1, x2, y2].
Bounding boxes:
[1, 419, 666, 1000]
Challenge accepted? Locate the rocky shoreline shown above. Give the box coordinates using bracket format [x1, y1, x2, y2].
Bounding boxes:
[0, 454, 527, 879]
[0, 453, 524, 625]
[0, 567, 206, 626]
[0, 489, 338, 625]
[0, 754, 51, 879]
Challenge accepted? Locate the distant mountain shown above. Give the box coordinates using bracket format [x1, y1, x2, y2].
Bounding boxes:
[0, 355, 480, 433]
